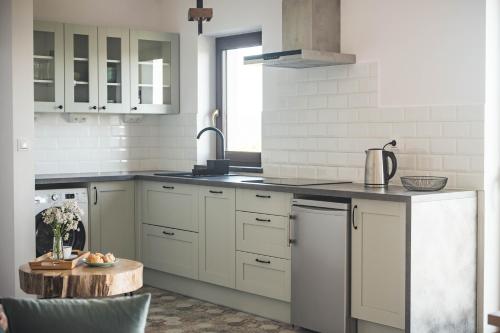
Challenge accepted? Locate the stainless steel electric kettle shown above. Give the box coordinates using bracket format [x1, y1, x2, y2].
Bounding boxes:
[364, 140, 398, 187]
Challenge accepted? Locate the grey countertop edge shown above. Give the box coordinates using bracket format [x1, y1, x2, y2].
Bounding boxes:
[35, 171, 477, 203]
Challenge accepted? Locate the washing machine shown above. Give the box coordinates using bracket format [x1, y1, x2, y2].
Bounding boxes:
[34, 188, 89, 257]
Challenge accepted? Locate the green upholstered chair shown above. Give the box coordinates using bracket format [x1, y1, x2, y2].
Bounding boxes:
[1, 293, 150, 333]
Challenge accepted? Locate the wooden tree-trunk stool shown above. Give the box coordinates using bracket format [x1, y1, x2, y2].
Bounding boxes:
[19, 259, 143, 298]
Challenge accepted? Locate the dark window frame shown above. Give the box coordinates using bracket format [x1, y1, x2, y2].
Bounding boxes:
[216, 31, 262, 167]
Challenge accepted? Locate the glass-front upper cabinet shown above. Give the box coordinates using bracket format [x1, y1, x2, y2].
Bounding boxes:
[130, 30, 179, 114]
[64, 24, 99, 113]
[34, 21, 64, 112]
[98, 28, 130, 113]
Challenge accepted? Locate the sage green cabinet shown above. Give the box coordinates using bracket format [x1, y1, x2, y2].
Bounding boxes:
[89, 181, 135, 259]
[142, 223, 198, 279]
[64, 24, 99, 113]
[130, 30, 180, 114]
[198, 186, 236, 288]
[34, 21, 65, 112]
[33, 21, 179, 114]
[351, 199, 406, 330]
[141, 181, 198, 232]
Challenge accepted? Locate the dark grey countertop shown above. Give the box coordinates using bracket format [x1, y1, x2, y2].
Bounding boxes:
[35, 171, 476, 203]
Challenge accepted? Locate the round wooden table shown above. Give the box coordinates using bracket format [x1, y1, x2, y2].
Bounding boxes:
[19, 259, 143, 298]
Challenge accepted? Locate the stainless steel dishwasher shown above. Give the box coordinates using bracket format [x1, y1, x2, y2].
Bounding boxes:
[290, 197, 352, 333]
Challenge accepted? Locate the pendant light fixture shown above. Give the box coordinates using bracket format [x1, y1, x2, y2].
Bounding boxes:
[188, 0, 213, 35]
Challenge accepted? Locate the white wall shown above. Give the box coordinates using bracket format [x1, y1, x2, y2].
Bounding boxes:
[342, 0, 485, 106]
[0, 0, 35, 297]
[482, 0, 500, 331]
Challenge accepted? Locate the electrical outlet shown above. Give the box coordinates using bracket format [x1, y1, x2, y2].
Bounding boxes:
[65, 114, 88, 123]
[122, 115, 144, 123]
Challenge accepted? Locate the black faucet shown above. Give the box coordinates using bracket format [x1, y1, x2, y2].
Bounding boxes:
[196, 127, 225, 159]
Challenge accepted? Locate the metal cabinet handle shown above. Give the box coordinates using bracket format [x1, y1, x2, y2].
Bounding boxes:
[352, 205, 358, 230]
[256, 194, 271, 199]
[255, 218, 271, 222]
[163, 186, 175, 190]
[255, 258, 271, 264]
[93, 187, 98, 205]
[289, 214, 296, 245]
[162, 231, 175, 236]
[209, 190, 223, 194]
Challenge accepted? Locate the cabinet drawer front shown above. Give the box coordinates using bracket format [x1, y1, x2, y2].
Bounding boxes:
[236, 251, 290, 302]
[236, 212, 290, 259]
[142, 181, 198, 232]
[142, 224, 198, 279]
[236, 189, 292, 216]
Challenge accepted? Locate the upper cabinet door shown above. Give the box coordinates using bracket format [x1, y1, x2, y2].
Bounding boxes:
[98, 27, 130, 114]
[64, 24, 98, 113]
[34, 21, 64, 113]
[130, 30, 179, 114]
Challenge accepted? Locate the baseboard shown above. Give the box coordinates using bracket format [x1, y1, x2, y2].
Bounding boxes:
[144, 268, 291, 323]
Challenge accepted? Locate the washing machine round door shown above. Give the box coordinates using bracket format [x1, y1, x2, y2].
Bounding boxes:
[35, 210, 86, 257]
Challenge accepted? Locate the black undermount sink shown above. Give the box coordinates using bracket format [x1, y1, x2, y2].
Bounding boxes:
[154, 172, 238, 178]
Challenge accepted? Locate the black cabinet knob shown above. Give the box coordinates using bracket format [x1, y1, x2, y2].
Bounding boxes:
[101, 106, 106, 110]
[91, 105, 97, 110]
[132, 106, 138, 111]
[57, 105, 63, 110]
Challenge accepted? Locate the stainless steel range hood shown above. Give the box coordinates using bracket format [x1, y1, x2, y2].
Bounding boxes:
[244, 0, 355, 68]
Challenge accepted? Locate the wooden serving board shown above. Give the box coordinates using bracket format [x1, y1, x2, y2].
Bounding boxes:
[29, 251, 89, 270]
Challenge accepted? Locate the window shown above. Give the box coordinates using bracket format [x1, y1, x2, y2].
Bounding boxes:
[216, 32, 262, 167]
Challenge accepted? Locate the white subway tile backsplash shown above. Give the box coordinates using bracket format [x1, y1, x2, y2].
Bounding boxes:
[327, 67, 348, 79]
[430, 106, 457, 121]
[327, 95, 349, 109]
[338, 79, 359, 94]
[404, 107, 430, 121]
[317, 80, 338, 94]
[348, 94, 372, 108]
[263, 62, 484, 187]
[442, 123, 469, 138]
[430, 139, 457, 154]
[35, 113, 196, 174]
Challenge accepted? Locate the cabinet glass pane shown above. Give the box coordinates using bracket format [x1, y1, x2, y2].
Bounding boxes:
[137, 39, 171, 105]
[106, 37, 122, 103]
[34, 31, 55, 102]
[74, 34, 89, 103]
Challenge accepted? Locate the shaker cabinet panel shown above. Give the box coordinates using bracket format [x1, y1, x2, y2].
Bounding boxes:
[351, 199, 406, 330]
[198, 187, 236, 288]
[142, 181, 198, 232]
[89, 181, 135, 260]
[236, 251, 291, 302]
[236, 211, 290, 259]
[34, 21, 65, 113]
[142, 223, 198, 279]
[130, 30, 179, 114]
[64, 24, 99, 113]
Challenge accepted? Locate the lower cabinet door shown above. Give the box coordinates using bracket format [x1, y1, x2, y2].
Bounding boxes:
[236, 251, 291, 302]
[142, 224, 198, 280]
[351, 199, 406, 330]
[198, 187, 236, 288]
[90, 181, 135, 259]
